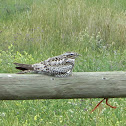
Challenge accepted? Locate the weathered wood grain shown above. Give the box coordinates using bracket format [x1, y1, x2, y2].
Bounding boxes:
[0, 72, 126, 100]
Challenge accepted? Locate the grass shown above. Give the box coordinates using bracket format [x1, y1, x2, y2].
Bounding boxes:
[0, 0, 33, 22]
[0, 0, 126, 125]
[1, 0, 126, 54]
[0, 99, 126, 126]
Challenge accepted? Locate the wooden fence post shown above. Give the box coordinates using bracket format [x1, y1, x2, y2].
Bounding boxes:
[0, 72, 126, 100]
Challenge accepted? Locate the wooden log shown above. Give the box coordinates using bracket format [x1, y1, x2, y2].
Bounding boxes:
[0, 72, 126, 100]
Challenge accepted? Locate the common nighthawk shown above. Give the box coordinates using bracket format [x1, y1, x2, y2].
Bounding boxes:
[14, 52, 80, 77]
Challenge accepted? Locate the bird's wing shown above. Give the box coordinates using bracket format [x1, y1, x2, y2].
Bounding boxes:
[41, 55, 66, 66]
[14, 63, 34, 71]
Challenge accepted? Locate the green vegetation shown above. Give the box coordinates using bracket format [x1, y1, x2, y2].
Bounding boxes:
[0, 99, 125, 126]
[0, 0, 126, 125]
[0, 0, 33, 21]
[1, 0, 126, 55]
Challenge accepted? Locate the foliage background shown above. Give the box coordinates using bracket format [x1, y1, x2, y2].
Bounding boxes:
[0, 0, 126, 125]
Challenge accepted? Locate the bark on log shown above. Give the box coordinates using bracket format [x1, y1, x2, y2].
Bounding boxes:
[0, 72, 126, 100]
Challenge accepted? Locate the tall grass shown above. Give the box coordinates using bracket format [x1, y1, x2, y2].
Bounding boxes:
[1, 0, 126, 55]
[0, 0, 33, 22]
[0, 0, 126, 125]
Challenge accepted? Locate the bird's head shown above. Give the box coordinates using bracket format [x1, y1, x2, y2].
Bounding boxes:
[62, 52, 81, 59]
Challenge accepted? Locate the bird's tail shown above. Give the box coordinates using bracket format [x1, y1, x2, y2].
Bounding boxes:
[14, 63, 34, 74]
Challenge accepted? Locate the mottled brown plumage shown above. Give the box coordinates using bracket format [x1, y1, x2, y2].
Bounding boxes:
[14, 52, 80, 77]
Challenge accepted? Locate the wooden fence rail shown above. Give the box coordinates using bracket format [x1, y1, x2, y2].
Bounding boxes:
[0, 72, 126, 100]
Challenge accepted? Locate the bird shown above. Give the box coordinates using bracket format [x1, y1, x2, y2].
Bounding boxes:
[14, 52, 116, 111]
[14, 52, 80, 77]
[91, 98, 117, 113]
